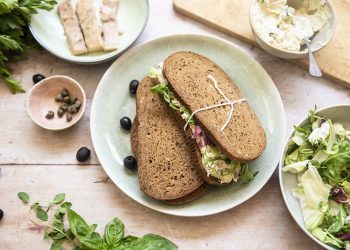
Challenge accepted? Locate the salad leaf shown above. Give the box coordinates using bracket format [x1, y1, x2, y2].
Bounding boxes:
[312, 227, 344, 248]
[240, 164, 258, 184]
[308, 121, 330, 145]
[283, 160, 309, 173]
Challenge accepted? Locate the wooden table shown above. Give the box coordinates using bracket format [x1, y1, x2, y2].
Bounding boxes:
[1, 1, 349, 249]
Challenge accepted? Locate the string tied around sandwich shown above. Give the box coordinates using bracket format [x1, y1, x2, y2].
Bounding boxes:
[184, 74, 246, 133]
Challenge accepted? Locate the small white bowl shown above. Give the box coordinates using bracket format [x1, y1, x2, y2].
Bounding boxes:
[26, 75, 86, 131]
[250, 0, 336, 59]
[280, 104, 350, 250]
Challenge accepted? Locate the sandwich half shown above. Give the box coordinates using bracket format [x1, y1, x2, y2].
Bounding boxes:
[131, 76, 207, 203]
[149, 51, 266, 185]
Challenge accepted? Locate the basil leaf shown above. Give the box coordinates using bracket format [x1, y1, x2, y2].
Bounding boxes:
[18, 192, 29, 203]
[104, 218, 124, 247]
[131, 234, 178, 250]
[117, 236, 139, 249]
[52, 193, 66, 205]
[36, 207, 48, 221]
[48, 219, 65, 240]
[79, 232, 108, 250]
[66, 208, 90, 238]
[50, 241, 62, 250]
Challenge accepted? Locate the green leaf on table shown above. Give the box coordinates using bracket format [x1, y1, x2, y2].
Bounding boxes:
[66, 207, 90, 238]
[36, 207, 48, 221]
[104, 218, 124, 247]
[48, 219, 65, 240]
[18, 192, 29, 203]
[50, 241, 62, 250]
[131, 234, 178, 250]
[52, 193, 66, 205]
[80, 232, 108, 250]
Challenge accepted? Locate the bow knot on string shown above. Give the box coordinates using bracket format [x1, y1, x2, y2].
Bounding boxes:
[184, 74, 246, 133]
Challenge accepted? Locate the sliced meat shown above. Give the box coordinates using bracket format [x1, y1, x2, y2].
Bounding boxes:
[76, 0, 104, 53]
[100, 0, 119, 21]
[58, 0, 87, 55]
[100, 0, 119, 51]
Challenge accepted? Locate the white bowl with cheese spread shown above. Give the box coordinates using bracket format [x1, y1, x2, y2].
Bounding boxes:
[250, 0, 336, 59]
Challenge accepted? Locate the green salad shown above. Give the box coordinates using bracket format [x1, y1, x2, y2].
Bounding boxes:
[148, 64, 256, 184]
[283, 109, 350, 249]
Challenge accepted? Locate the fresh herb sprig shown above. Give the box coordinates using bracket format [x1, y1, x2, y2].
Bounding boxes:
[18, 192, 177, 250]
[0, 0, 56, 94]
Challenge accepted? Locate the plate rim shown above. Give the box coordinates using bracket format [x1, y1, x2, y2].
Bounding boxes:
[29, 0, 150, 65]
[279, 104, 350, 250]
[91, 33, 286, 217]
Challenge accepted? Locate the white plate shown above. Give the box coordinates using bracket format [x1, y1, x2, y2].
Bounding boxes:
[91, 34, 286, 216]
[29, 0, 149, 64]
[280, 104, 350, 250]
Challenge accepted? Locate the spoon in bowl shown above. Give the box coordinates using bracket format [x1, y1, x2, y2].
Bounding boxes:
[304, 38, 322, 77]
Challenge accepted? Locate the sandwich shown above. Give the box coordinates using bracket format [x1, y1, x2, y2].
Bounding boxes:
[149, 51, 266, 185]
[131, 76, 207, 203]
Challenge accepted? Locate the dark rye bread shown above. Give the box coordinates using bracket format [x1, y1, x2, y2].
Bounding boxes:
[136, 76, 205, 201]
[130, 115, 208, 203]
[163, 51, 266, 162]
[130, 117, 139, 159]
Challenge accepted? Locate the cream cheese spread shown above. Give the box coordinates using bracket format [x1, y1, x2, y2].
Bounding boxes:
[252, 0, 331, 51]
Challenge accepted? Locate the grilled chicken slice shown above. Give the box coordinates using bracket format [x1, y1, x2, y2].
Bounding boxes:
[58, 0, 87, 55]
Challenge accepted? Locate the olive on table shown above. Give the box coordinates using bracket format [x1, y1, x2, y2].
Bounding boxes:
[129, 80, 139, 94]
[120, 117, 132, 131]
[76, 147, 91, 162]
[32, 74, 45, 84]
[0, 208, 3, 220]
[124, 156, 137, 170]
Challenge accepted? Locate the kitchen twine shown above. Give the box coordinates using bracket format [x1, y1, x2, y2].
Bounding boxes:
[184, 74, 246, 133]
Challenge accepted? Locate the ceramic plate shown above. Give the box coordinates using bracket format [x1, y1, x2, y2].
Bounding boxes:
[280, 105, 350, 250]
[91, 34, 286, 216]
[29, 0, 149, 64]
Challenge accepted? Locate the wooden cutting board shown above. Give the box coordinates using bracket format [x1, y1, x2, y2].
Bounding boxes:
[173, 0, 350, 87]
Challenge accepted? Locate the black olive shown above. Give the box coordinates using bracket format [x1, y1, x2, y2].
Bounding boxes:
[76, 147, 91, 162]
[120, 117, 132, 131]
[32, 74, 46, 84]
[0, 209, 3, 221]
[124, 156, 137, 170]
[129, 80, 139, 94]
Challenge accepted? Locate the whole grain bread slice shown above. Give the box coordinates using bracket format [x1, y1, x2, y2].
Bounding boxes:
[131, 115, 208, 203]
[135, 76, 205, 201]
[163, 51, 266, 162]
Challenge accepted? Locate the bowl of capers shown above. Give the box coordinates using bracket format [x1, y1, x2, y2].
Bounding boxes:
[26, 75, 86, 131]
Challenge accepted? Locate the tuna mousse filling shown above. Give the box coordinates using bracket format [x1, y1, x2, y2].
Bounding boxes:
[149, 64, 257, 184]
[252, 0, 331, 52]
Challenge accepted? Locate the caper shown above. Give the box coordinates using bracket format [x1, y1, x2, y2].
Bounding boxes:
[74, 100, 81, 109]
[66, 113, 73, 122]
[63, 96, 70, 103]
[68, 105, 77, 114]
[70, 96, 77, 104]
[45, 111, 54, 119]
[60, 103, 69, 111]
[57, 108, 65, 118]
[55, 94, 64, 102]
[61, 88, 69, 97]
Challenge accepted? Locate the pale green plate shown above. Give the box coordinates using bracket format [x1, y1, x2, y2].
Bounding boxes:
[280, 105, 350, 250]
[30, 0, 149, 64]
[91, 34, 286, 216]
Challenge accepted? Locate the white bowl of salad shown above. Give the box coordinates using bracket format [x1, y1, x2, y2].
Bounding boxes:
[280, 105, 350, 249]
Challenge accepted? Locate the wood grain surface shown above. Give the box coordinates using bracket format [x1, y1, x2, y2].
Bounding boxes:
[0, 0, 350, 249]
[173, 0, 350, 87]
